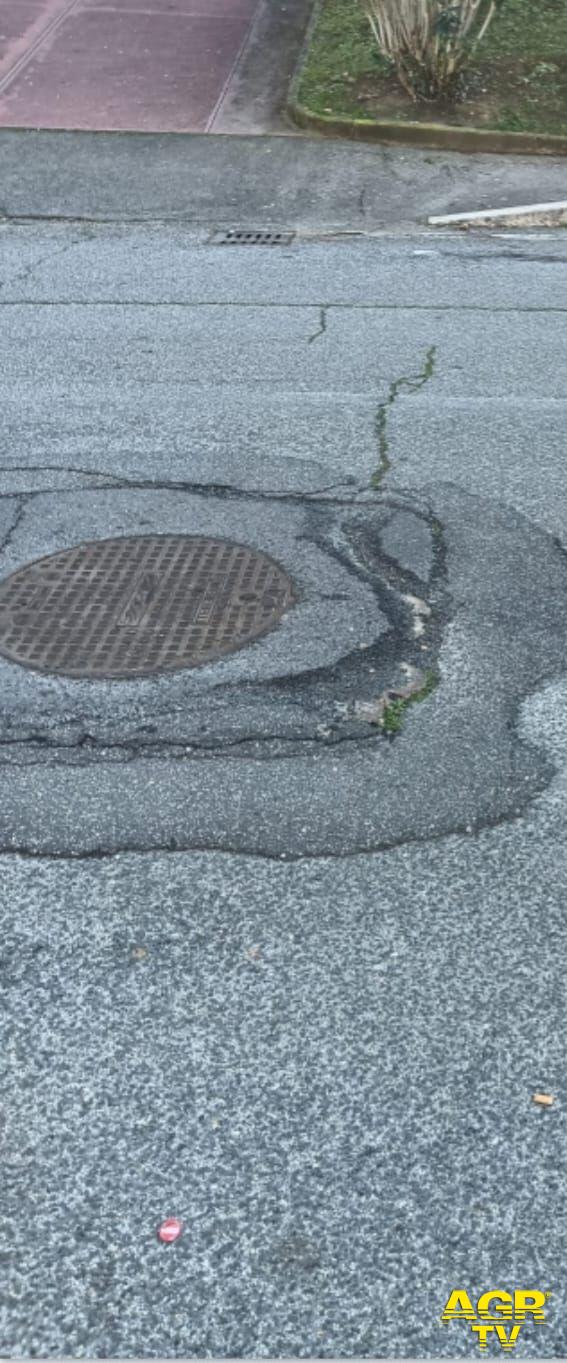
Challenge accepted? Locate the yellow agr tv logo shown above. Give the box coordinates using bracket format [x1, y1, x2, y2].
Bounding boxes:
[441, 1289, 550, 1350]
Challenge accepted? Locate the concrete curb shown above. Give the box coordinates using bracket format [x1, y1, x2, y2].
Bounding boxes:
[288, 98, 567, 157]
[287, 2, 567, 157]
[429, 200, 567, 225]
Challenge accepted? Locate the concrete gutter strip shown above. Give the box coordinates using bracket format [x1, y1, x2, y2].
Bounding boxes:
[429, 200, 567, 225]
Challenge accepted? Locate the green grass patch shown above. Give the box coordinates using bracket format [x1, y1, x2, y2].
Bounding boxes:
[296, 0, 567, 136]
[382, 669, 438, 735]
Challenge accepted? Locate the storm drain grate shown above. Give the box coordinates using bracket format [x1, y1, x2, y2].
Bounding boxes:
[210, 229, 295, 246]
[0, 535, 296, 679]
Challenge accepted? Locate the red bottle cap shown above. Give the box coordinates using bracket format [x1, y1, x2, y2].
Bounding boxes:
[157, 1217, 183, 1243]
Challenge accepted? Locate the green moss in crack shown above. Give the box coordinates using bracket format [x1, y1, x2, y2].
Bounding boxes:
[382, 668, 438, 734]
[370, 345, 437, 489]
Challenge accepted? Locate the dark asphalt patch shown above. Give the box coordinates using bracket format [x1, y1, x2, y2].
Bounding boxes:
[0, 481, 565, 858]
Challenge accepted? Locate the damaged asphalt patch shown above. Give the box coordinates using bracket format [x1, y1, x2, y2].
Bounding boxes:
[0, 477, 565, 858]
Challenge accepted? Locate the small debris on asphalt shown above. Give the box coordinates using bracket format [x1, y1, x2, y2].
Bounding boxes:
[403, 594, 432, 637]
[246, 945, 262, 962]
[131, 946, 148, 961]
[157, 1218, 183, 1243]
[533, 1093, 555, 1107]
[353, 671, 426, 727]
[353, 697, 387, 726]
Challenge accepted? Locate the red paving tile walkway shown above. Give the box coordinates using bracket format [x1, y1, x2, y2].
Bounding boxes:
[0, 0, 264, 130]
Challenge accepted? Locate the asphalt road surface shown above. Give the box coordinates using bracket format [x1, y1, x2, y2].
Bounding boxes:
[2, 132, 567, 1358]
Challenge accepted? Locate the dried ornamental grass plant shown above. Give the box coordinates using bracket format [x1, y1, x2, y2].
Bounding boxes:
[362, 0, 504, 100]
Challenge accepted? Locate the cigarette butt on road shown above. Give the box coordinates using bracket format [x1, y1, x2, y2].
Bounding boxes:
[532, 1093, 555, 1107]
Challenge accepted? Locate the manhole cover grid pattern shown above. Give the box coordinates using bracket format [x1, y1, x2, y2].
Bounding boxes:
[0, 536, 295, 678]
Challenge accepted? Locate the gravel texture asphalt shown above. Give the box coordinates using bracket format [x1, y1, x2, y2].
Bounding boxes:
[1, 131, 567, 1357]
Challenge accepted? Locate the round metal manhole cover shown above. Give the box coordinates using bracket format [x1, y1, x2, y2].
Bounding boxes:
[0, 535, 296, 678]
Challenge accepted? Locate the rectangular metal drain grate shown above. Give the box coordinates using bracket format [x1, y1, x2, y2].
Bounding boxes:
[210, 229, 295, 246]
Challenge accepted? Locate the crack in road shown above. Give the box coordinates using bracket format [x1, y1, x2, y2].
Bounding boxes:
[0, 498, 28, 555]
[0, 468, 362, 504]
[0, 725, 392, 766]
[308, 306, 327, 344]
[1, 299, 566, 314]
[371, 345, 437, 489]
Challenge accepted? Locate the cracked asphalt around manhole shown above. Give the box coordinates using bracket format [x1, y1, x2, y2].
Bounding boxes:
[2, 131, 567, 1358]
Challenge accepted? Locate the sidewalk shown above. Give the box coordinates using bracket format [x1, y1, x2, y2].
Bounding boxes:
[0, 0, 277, 131]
